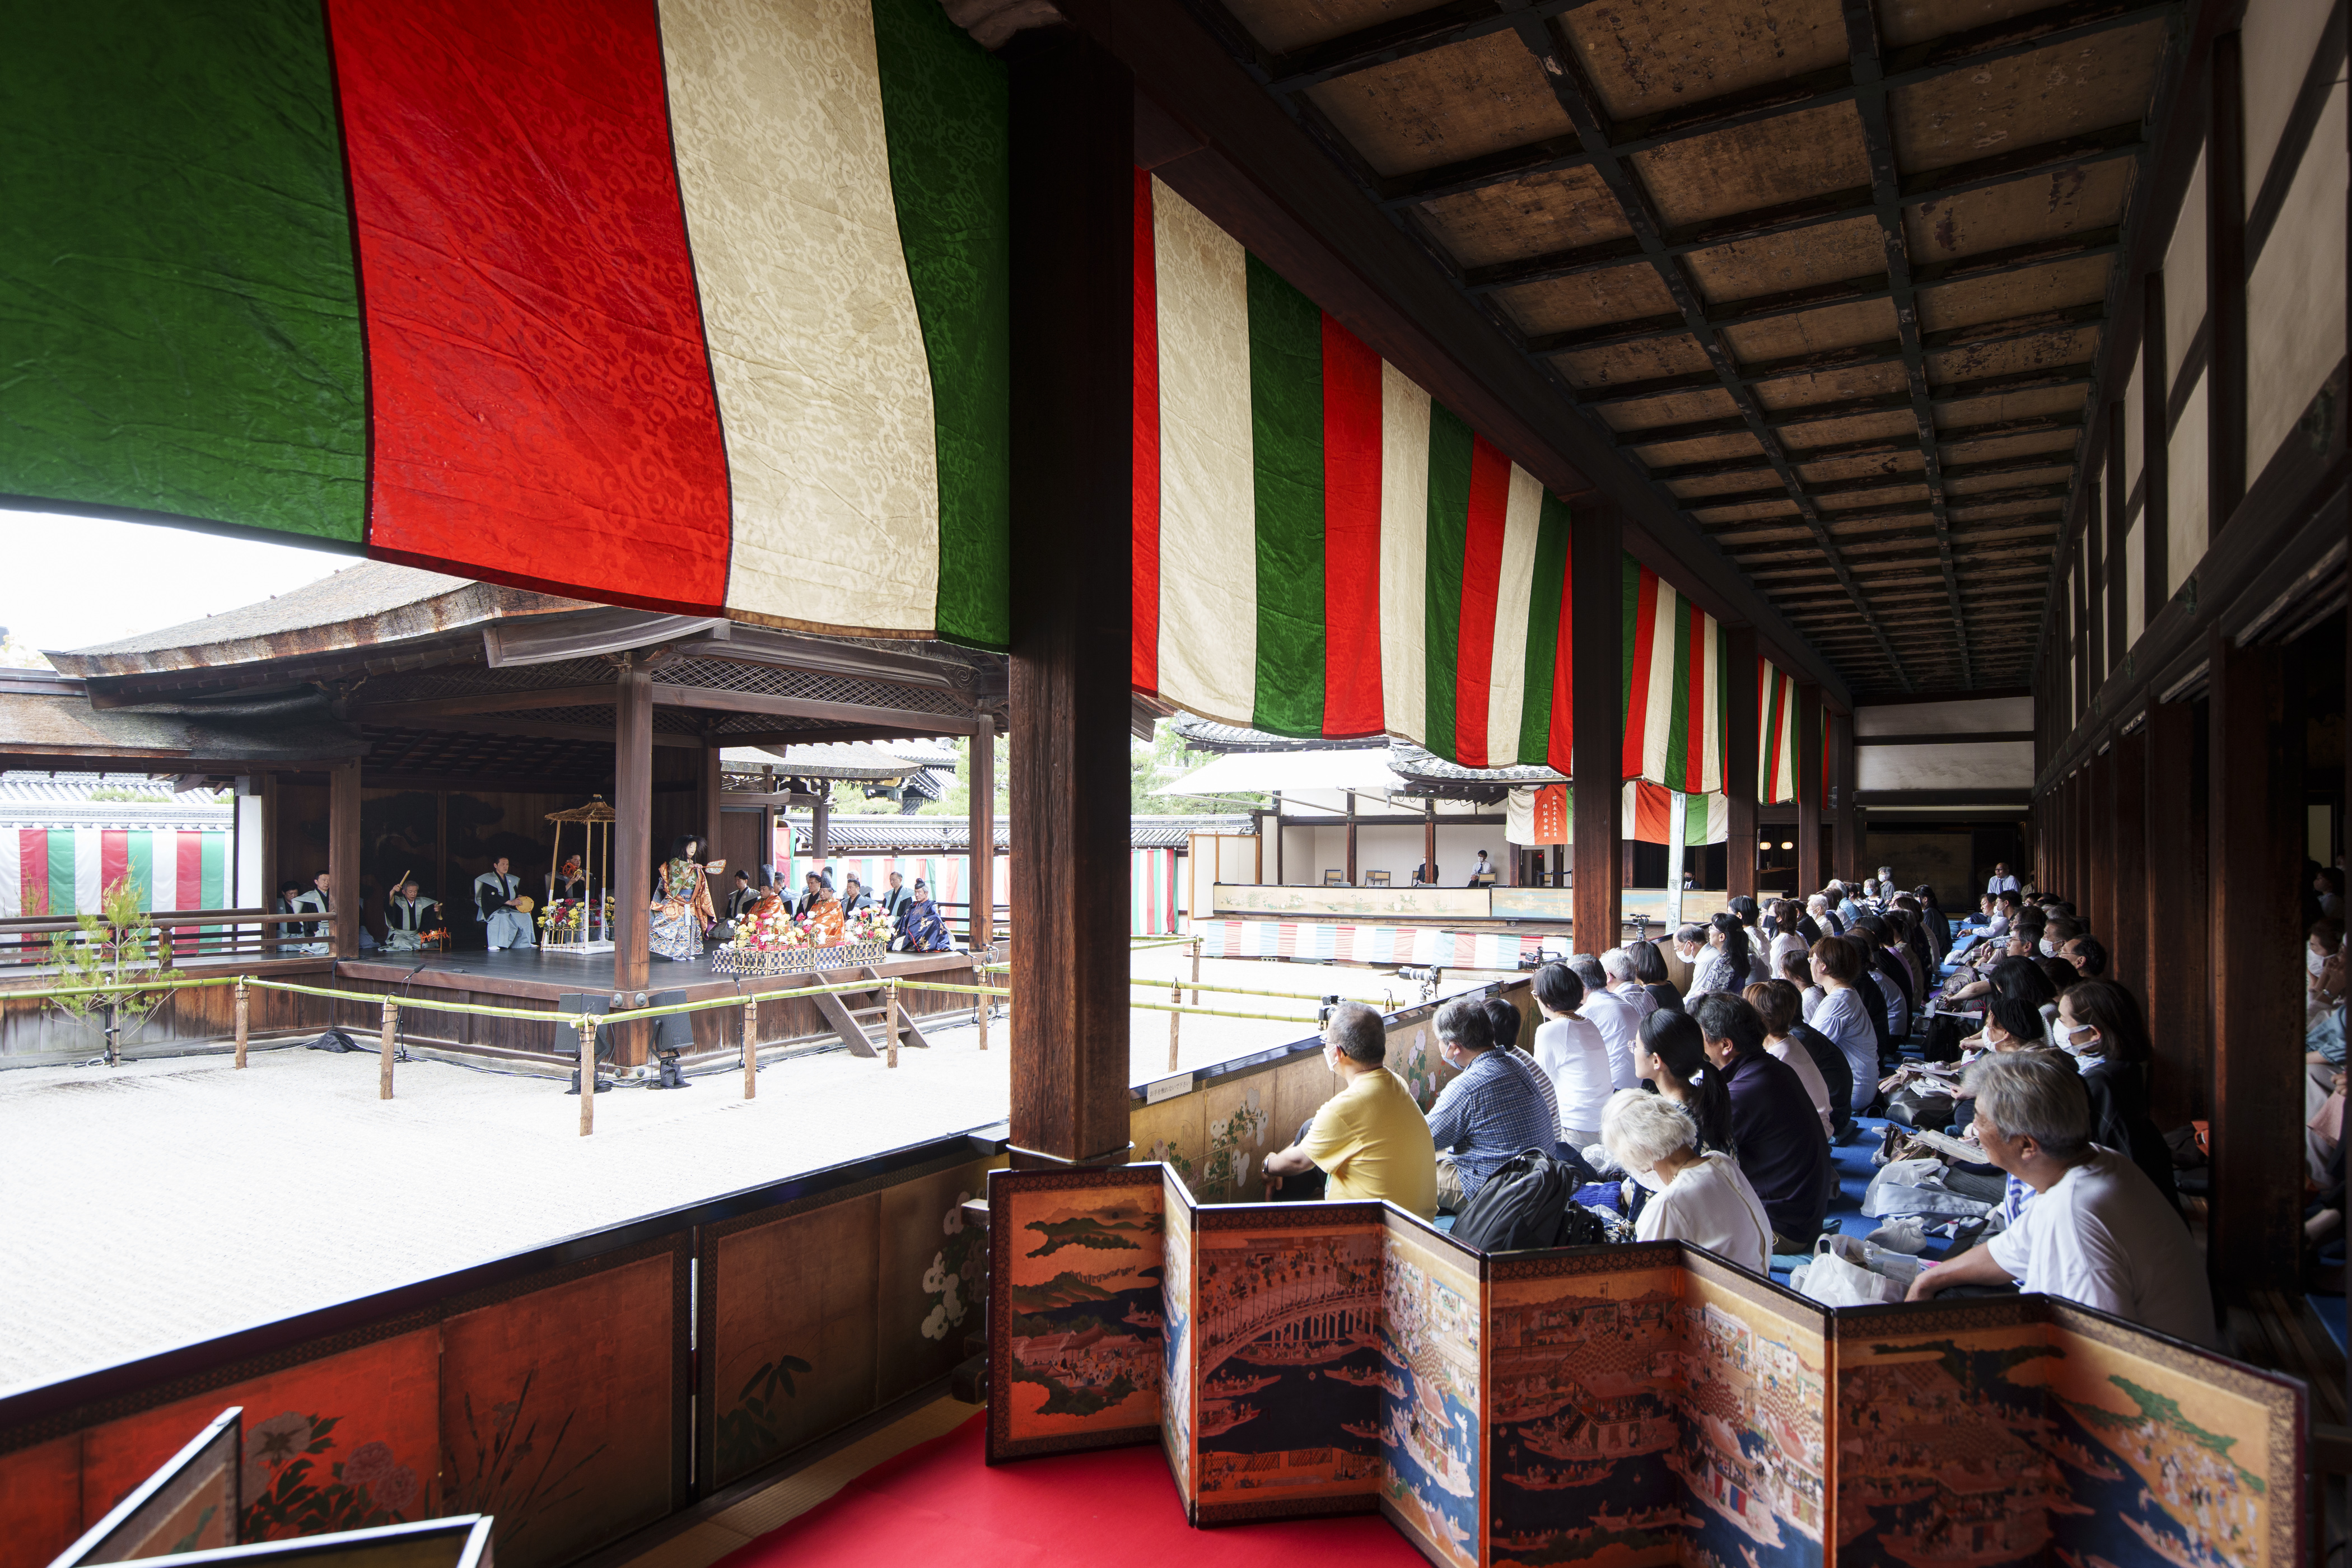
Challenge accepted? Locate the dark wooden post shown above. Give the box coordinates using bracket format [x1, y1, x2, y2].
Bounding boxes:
[810, 787, 830, 878]
[1421, 798, 1435, 886]
[1725, 626, 1759, 903]
[2143, 700, 2206, 1125]
[2106, 728, 2148, 1004]
[2208, 30, 2248, 531]
[1796, 684, 1823, 900]
[2084, 483, 2104, 698]
[613, 663, 652, 1063]
[1006, 26, 1132, 1167]
[329, 759, 360, 960]
[698, 743, 723, 851]
[2141, 271, 2170, 605]
[1345, 791, 1358, 885]
[1572, 501, 1623, 953]
[1831, 709, 1859, 884]
[2085, 745, 2111, 938]
[969, 714, 996, 949]
[2207, 632, 2301, 1290]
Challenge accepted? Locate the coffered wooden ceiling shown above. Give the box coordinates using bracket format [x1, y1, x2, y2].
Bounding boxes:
[1185, 0, 2184, 697]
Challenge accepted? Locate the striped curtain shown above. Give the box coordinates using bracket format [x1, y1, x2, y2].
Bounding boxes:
[0, 829, 229, 917]
[1133, 172, 1574, 772]
[1759, 659, 1801, 803]
[1622, 563, 1726, 792]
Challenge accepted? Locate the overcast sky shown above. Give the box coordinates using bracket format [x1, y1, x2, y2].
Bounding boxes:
[0, 508, 349, 657]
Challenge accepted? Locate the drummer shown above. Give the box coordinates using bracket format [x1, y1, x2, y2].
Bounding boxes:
[385, 878, 442, 951]
[474, 856, 536, 951]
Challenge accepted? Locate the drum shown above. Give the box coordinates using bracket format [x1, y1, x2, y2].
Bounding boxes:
[509, 895, 536, 915]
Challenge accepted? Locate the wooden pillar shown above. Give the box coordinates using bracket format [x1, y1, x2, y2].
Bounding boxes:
[1273, 791, 1285, 884]
[2107, 728, 2148, 998]
[1831, 709, 1859, 883]
[613, 664, 652, 1062]
[698, 743, 722, 852]
[1572, 504, 1623, 947]
[1344, 791, 1358, 885]
[2085, 746, 2111, 937]
[1726, 626, 1759, 903]
[328, 759, 360, 959]
[811, 788, 830, 878]
[1550, 843, 1564, 888]
[2084, 483, 2105, 697]
[2071, 534, 2089, 722]
[2144, 699, 2206, 1125]
[2208, 30, 2248, 531]
[1796, 684, 1823, 899]
[2207, 632, 2301, 1289]
[969, 713, 995, 949]
[1005, 26, 1131, 1166]
[2141, 270, 2171, 605]
[2105, 400, 2128, 671]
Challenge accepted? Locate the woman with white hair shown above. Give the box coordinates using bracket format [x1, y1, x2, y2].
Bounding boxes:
[1600, 1088, 1774, 1276]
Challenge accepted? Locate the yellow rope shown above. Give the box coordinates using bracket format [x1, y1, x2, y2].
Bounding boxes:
[245, 974, 895, 1024]
[2, 974, 241, 1001]
[1128, 999, 1320, 1024]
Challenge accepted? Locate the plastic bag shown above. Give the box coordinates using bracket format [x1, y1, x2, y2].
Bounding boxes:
[1868, 1217, 1930, 1254]
[1795, 1243, 1906, 1306]
[1861, 1158, 1994, 1220]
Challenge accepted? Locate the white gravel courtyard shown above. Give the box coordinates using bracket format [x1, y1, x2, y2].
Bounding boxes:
[0, 954, 1495, 1392]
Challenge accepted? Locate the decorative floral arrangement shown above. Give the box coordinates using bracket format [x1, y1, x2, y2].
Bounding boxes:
[844, 904, 895, 944]
[732, 905, 813, 954]
[538, 898, 586, 936]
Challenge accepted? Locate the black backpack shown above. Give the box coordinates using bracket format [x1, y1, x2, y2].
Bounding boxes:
[1451, 1150, 1608, 1253]
[1921, 1014, 1964, 1063]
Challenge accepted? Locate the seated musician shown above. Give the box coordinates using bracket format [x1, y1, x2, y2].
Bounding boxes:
[892, 880, 953, 951]
[801, 879, 846, 944]
[384, 879, 442, 951]
[291, 871, 332, 956]
[725, 870, 762, 922]
[474, 856, 535, 951]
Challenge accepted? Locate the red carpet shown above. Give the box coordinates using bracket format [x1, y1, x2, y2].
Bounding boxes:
[713, 1415, 1431, 1567]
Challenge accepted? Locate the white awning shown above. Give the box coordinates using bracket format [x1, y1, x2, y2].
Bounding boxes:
[1167, 748, 1411, 797]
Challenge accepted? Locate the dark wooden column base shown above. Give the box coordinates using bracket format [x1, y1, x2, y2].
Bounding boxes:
[1571, 502, 1623, 951]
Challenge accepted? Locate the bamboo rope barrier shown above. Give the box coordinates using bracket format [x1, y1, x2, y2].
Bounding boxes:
[886, 981, 900, 1069]
[576, 1017, 597, 1136]
[234, 980, 249, 1070]
[1168, 974, 1180, 1070]
[378, 999, 397, 1100]
[742, 995, 758, 1100]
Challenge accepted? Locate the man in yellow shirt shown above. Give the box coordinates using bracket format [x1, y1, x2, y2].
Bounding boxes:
[1263, 1003, 1439, 1219]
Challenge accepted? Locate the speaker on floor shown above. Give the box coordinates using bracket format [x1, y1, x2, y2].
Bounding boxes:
[557, 992, 617, 1094]
[648, 988, 694, 1089]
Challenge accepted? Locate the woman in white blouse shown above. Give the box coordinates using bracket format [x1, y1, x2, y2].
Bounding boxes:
[1532, 962, 1615, 1146]
[1601, 1088, 1774, 1276]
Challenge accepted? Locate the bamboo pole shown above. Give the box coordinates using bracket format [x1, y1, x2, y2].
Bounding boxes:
[1191, 936, 1202, 1006]
[577, 1018, 597, 1136]
[886, 981, 900, 1069]
[1168, 976, 1182, 1070]
[742, 994, 758, 1099]
[974, 959, 990, 1051]
[378, 998, 397, 1100]
[234, 979, 249, 1069]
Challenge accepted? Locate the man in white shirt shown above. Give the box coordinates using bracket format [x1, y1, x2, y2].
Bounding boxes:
[1599, 944, 1658, 1023]
[1572, 953, 1641, 1088]
[1907, 1052, 2216, 1347]
[1985, 862, 2021, 895]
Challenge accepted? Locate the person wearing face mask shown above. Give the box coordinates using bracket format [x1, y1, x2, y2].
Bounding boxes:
[1422, 997, 1557, 1212]
[1602, 1088, 1773, 1276]
[1662, 927, 1704, 996]
[2307, 920, 2344, 1021]
[1693, 993, 1833, 1249]
[1906, 1052, 2213, 1347]
[2053, 979, 2179, 1214]
[1263, 1003, 1438, 1217]
[2058, 934, 2107, 978]
[1687, 916, 1748, 1000]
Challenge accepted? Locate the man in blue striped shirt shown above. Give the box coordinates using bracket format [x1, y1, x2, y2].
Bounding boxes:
[1426, 997, 1557, 1211]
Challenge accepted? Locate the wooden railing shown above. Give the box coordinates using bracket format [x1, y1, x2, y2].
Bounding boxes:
[0, 909, 317, 968]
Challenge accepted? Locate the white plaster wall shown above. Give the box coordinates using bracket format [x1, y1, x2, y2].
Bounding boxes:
[2169, 375, 2210, 599]
[1855, 696, 2032, 735]
[2244, 0, 2341, 186]
[2247, 83, 2346, 475]
[1856, 741, 2036, 792]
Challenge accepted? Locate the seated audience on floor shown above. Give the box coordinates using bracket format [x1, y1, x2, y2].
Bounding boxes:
[1747, 978, 1845, 1138]
[1805, 936, 1879, 1114]
[1907, 1052, 2215, 1347]
[1842, 931, 1898, 1075]
[1645, 982, 1686, 1015]
[1977, 893, 2008, 936]
[1630, 937, 1672, 995]
[1483, 996, 1562, 1143]
[1423, 997, 1556, 1213]
[1807, 891, 1841, 937]
[1602, 1088, 1773, 1276]
[2308, 918, 2344, 1025]
[1569, 953, 1641, 1088]
[1264, 1003, 1437, 1218]
[1688, 914, 1749, 998]
[2319, 866, 2346, 920]
[1781, 945, 1821, 1015]
[2060, 932, 2107, 978]
[1914, 886, 1953, 958]
[1852, 916, 1914, 1038]
[2054, 978, 2180, 1212]
[1662, 927, 1704, 995]
[1973, 994, 2051, 1052]
[1530, 965, 1611, 1146]
[1693, 993, 1833, 1249]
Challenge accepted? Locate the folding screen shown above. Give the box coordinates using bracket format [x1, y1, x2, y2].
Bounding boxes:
[989, 1167, 2305, 1568]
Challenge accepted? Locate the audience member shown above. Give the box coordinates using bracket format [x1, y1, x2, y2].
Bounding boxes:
[1264, 1003, 1437, 1217]
[1570, 953, 1641, 1088]
[1645, 982, 1686, 1016]
[1985, 862, 2021, 895]
[1600, 945, 1658, 1024]
[1693, 994, 1833, 1248]
[1602, 1089, 1773, 1276]
[2055, 979, 2180, 1212]
[1915, 886, 1953, 957]
[2318, 866, 2346, 920]
[1688, 915, 1749, 998]
[1844, 932, 1898, 1072]
[1423, 998, 1556, 1212]
[1483, 997, 1561, 1140]
[1662, 928, 1702, 995]
[1788, 896, 1824, 944]
[1747, 979, 1841, 1137]
[1852, 916, 1914, 1037]
[1630, 939, 1672, 992]
[1531, 965, 1612, 1146]
[2059, 933, 2108, 978]
[1633, 1010, 1733, 1153]
[1907, 1052, 2215, 1347]
[1805, 937, 1879, 1114]
[1807, 892, 1842, 938]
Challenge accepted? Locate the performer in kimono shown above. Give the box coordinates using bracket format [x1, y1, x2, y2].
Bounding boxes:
[290, 871, 332, 956]
[800, 879, 846, 945]
[385, 879, 442, 951]
[650, 834, 717, 962]
[892, 880, 953, 952]
[474, 856, 535, 951]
